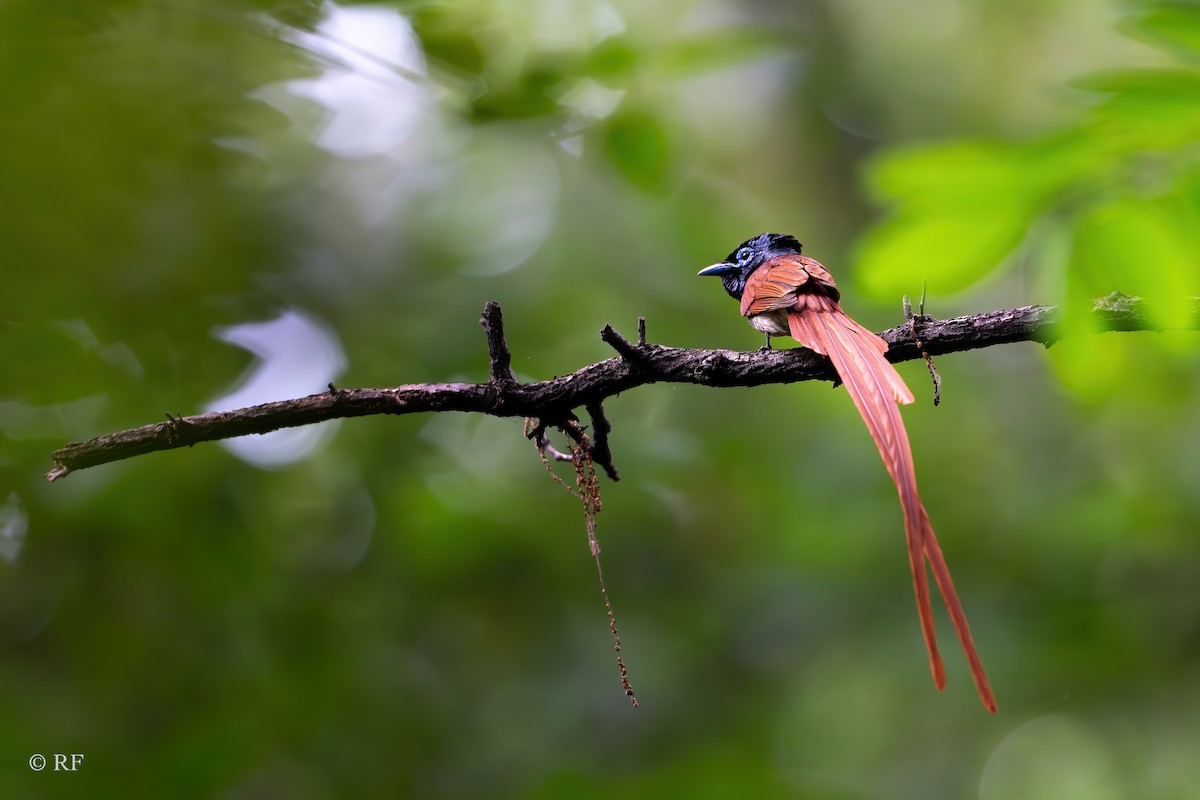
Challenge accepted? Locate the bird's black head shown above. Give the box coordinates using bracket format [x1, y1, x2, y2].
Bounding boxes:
[697, 232, 803, 300]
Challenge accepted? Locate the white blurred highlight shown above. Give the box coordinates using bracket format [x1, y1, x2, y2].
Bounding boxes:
[0, 492, 28, 564]
[284, 3, 427, 159]
[207, 310, 346, 469]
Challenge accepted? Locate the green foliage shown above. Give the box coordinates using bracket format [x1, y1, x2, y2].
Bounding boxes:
[1126, 3, 1200, 62]
[603, 107, 674, 191]
[856, 4, 1200, 314]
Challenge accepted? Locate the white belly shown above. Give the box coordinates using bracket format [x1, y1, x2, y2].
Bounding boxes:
[748, 310, 790, 337]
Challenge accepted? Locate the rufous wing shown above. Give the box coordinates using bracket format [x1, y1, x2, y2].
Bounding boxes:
[740, 254, 839, 318]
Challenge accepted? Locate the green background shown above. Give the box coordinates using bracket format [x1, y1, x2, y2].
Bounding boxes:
[2, 0, 1198, 797]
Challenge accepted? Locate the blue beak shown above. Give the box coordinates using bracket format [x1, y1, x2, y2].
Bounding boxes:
[697, 262, 736, 277]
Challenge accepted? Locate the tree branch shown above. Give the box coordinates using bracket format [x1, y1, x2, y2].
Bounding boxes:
[44, 294, 1199, 481]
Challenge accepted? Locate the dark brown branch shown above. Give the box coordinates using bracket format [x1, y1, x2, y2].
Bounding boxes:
[585, 401, 619, 481]
[480, 300, 516, 387]
[905, 299, 942, 406]
[45, 294, 1199, 481]
[599, 323, 644, 361]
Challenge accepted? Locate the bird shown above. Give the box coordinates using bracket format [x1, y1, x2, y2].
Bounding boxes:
[698, 232, 996, 713]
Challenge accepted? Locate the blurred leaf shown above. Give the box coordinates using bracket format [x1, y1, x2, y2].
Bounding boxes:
[468, 54, 573, 122]
[1076, 68, 1200, 148]
[408, 3, 487, 74]
[582, 34, 639, 84]
[469, 78, 562, 121]
[1122, 4, 1200, 63]
[857, 141, 1048, 295]
[262, 1, 324, 30]
[1070, 191, 1200, 326]
[861, 7, 1200, 298]
[1050, 180, 1200, 398]
[855, 207, 1033, 297]
[867, 140, 1018, 205]
[602, 106, 672, 192]
[657, 27, 790, 75]
[1072, 68, 1200, 96]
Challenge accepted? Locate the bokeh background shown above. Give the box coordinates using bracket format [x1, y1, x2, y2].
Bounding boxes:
[3, 0, 1199, 797]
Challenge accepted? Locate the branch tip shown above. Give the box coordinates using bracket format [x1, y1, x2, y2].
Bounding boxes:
[480, 301, 517, 386]
[600, 324, 640, 360]
[45, 465, 70, 482]
[907, 312, 942, 406]
[585, 400, 620, 482]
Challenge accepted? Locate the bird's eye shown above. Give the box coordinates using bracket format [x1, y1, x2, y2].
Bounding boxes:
[736, 247, 754, 265]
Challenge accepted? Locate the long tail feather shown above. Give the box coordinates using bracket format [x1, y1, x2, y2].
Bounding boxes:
[789, 308, 944, 691]
[789, 304, 995, 712]
[920, 505, 997, 712]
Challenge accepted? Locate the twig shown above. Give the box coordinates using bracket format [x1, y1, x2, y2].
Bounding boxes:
[599, 323, 643, 361]
[534, 430, 575, 464]
[480, 301, 516, 387]
[904, 291, 942, 406]
[584, 401, 619, 481]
